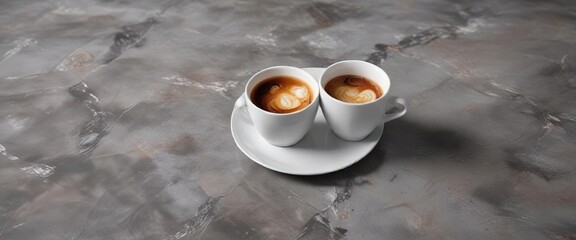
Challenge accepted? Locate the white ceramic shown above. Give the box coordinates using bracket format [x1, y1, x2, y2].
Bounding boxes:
[235, 66, 320, 146]
[231, 68, 384, 175]
[320, 60, 407, 141]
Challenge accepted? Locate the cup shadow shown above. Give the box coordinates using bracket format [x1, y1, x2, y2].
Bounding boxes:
[288, 121, 343, 151]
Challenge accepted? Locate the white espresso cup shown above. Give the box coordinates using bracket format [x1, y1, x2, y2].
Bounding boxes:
[235, 66, 320, 146]
[319, 60, 407, 141]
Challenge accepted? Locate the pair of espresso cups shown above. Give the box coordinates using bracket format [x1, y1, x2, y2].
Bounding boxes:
[235, 60, 407, 147]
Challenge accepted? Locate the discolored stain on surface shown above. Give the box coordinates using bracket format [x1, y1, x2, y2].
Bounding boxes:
[56, 51, 95, 73]
[306, 2, 362, 27]
[86, 15, 119, 26]
[165, 134, 198, 155]
[352, 176, 374, 186]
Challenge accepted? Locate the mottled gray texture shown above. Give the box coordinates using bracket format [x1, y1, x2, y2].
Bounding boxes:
[1, 0, 576, 239]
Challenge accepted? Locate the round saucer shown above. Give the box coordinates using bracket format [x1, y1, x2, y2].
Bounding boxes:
[230, 68, 383, 175]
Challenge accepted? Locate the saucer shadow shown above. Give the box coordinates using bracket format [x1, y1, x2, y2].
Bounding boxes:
[380, 117, 473, 161]
[283, 117, 475, 185]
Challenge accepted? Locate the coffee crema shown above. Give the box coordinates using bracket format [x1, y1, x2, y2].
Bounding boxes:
[251, 76, 312, 114]
[324, 75, 382, 104]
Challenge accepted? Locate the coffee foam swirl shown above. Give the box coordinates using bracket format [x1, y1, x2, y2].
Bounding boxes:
[331, 87, 378, 103]
[325, 75, 382, 104]
[252, 77, 312, 113]
[264, 93, 302, 112]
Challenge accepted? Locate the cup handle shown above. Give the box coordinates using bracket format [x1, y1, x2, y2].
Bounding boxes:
[235, 93, 247, 109]
[383, 96, 407, 123]
[235, 93, 251, 116]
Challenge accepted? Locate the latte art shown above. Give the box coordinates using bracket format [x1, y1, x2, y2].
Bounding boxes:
[251, 76, 312, 113]
[325, 75, 382, 104]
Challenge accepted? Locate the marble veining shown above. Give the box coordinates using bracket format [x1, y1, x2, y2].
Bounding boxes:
[0, 0, 575, 239]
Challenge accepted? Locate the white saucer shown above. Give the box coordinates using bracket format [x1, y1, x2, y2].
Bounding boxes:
[230, 68, 383, 175]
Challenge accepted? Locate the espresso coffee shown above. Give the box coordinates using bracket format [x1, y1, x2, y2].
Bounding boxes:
[251, 76, 313, 114]
[324, 75, 382, 104]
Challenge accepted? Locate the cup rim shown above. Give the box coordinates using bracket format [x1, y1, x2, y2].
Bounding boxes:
[320, 60, 389, 106]
[245, 66, 320, 116]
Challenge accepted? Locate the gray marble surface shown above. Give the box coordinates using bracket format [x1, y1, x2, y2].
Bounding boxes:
[1, 0, 576, 239]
